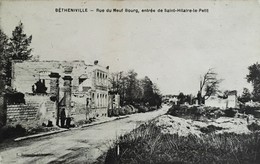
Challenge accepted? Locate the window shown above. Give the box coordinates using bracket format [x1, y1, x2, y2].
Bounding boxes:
[97, 93, 99, 107]
[105, 94, 107, 106]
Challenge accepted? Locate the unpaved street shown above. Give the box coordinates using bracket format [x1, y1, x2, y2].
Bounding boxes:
[0, 105, 168, 164]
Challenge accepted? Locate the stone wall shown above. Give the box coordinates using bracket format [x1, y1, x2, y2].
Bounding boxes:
[25, 94, 56, 125]
[6, 94, 56, 128]
[71, 95, 87, 122]
[70, 95, 108, 121]
[6, 105, 39, 127]
[205, 96, 227, 109]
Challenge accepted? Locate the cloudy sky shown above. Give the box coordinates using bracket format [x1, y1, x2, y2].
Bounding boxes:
[1, 0, 260, 95]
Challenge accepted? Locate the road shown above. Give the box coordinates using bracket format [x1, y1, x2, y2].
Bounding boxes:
[0, 105, 169, 164]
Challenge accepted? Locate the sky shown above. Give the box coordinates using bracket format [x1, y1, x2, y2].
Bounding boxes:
[1, 0, 260, 95]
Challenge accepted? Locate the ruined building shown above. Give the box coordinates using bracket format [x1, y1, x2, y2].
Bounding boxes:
[8, 60, 109, 127]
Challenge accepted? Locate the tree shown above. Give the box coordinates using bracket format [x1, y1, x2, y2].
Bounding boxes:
[109, 71, 123, 105]
[5, 22, 33, 85]
[141, 76, 154, 105]
[178, 92, 185, 104]
[109, 72, 120, 93]
[246, 63, 260, 102]
[0, 29, 9, 92]
[125, 70, 142, 104]
[152, 84, 162, 107]
[239, 88, 251, 103]
[199, 68, 222, 103]
[9, 22, 32, 60]
[108, 70, 162, 107]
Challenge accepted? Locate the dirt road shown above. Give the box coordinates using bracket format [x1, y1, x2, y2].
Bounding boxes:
[0, 105, 169, 164]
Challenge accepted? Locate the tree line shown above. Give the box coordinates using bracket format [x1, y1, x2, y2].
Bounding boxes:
[109, 70, 162, 108]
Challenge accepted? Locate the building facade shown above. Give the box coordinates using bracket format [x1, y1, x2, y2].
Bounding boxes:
[11, 60, 109, 125]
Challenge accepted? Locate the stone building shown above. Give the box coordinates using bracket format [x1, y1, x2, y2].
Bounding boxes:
[205, 90, 239, 109]
[10, 60, 109, 126]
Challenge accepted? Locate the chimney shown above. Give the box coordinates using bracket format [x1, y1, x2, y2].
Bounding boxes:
[94, 60, 98, 65]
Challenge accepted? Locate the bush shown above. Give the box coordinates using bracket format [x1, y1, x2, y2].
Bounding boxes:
[248, 122, 260, 132]
[136, 105, 149, 113]
[112, 108, 119, 116]
[120, 105, 133, 115]
[167, 104, 181, 116]
[5, 92, 25, 105]
[240, 106, 260, 118]
[225, 108, 237, 117]
[118, 107, 126, 116]
[0, 124, 26, 142]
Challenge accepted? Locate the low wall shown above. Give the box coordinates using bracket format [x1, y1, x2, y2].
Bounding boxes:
[71, 95, 108, 121]
[95, 107, 107, 117]
[6, 104, 39, 127]
[25, 94, 56, 125]
[6, 94, 56, 128]
[205, 99, 227, 109]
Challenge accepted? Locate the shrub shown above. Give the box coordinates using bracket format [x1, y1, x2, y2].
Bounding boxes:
[5, 92, 25, 105]
[224, 108, 237, 117]
[240, 106, 260, 118]
[248, 122, 260, 132]
[167, 104, 181, 116]
[136, 105, 149, 113]
[112, 108, 119, 116]
[118, 107, 126, 116]
[121, 105, 133, 115]
[0, 124, 26, 142]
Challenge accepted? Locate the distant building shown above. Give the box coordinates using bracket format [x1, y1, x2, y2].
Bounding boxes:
[205, 96, 227, 109]
[162, 94, 179, 105]
[169, 97, 178, 105]
[205, 90, 239, 109]
[226, 90, 239, 108]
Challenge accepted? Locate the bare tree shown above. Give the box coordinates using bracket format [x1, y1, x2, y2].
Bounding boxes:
[199, 68, 222, 103]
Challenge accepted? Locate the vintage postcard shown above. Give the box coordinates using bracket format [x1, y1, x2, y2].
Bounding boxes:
[0, 0, 260, 163]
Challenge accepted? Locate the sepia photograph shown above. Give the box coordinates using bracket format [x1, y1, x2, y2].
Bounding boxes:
[0, 0, 260, 163]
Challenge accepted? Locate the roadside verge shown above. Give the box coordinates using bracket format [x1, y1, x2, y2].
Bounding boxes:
[14, 115, 129, 142]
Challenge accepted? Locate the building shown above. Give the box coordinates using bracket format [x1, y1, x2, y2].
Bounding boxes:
[10, 60, 109, 126]
[205, 90, 239, 109]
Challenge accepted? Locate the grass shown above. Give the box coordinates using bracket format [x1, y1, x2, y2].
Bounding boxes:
[103, 123, 260, 164]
